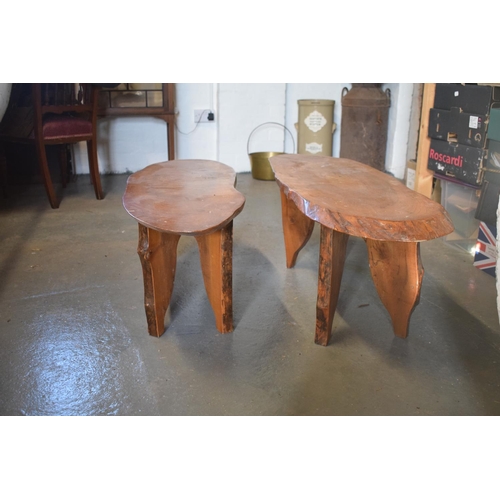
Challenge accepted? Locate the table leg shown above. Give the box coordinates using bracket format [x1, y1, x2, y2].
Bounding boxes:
[137, 223, 180, 337]
[195, 221, 233, 333]
[365, 240, 423, 338]
[280, 189, 315, 268]
[315, 226, 350, 346]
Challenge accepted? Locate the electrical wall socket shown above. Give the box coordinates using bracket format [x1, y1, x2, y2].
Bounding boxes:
[194, 109, 214, 123]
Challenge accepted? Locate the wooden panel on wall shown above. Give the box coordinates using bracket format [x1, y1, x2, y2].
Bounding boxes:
[414, 83, 436, 198]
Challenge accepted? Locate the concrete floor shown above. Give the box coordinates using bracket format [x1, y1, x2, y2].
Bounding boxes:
[0, 172, 499, 416]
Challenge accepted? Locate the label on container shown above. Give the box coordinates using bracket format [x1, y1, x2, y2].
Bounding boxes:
[480, 241, 496, 259]
[406, 168, 415, 190]
[304, 111, 327, 133]
[469, 116, 479, 129]
[305, 142, 323, 154]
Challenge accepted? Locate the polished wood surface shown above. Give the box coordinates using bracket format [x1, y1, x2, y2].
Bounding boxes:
[271, 154, 453, 241]
[124, 160, 245, 337]
[315, 226, 349, 346]
[366, 240, 423, 338]
[123, 160, 245, 235]
[195, 222, 234, 333]
[279, 189, 315, 268]
[270, 154, 454, 345]
[415, 83, 436, 197]
[138, 224, 180, 337]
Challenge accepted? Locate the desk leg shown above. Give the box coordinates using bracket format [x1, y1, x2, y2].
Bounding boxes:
[280, 189, 315, 268]
[195, 221, 233, 333]
[167, 117, 175, 160]
[315, 226, 349, 346]
[366, 240, 423, 338]
[137, 224, 180, 337]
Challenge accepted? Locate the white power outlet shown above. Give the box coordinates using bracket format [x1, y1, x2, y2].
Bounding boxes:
[194, 109, 214, 123]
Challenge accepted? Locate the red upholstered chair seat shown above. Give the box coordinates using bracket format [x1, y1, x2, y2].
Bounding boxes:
[40, 114, 93, 140]
[1, 83, 103, 208]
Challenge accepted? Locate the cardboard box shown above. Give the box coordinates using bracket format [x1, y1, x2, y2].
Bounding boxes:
[427, 139, 486, 185]
[428, 107, 488, 148]
[434, 84, 498, 115]
[473, 222, 497, 277]
[475, 139, 500, 225]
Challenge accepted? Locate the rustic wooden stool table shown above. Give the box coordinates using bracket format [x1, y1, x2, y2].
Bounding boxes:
[123, 160, 245, 337]
[270, 154, 454, 346]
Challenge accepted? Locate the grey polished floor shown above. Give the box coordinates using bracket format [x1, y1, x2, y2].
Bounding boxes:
[0, 172, 499, 416]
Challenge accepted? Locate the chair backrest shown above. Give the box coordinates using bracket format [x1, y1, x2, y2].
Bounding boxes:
[32, 83, 99, 144]
[34, 83, 95, 112]
[43, 83, 79, 105]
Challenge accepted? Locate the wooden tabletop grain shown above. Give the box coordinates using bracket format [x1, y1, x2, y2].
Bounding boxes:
[270, 154, 454, 242]
[123, 160, 245, 236]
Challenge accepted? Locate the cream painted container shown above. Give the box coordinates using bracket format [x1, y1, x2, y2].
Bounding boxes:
[296, 99, 336, 156]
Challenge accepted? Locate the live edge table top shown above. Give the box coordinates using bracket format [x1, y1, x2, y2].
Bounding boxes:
[123, 160, 246, 236]
[122, 159, 245, 337]
[270, 155, 453, 242]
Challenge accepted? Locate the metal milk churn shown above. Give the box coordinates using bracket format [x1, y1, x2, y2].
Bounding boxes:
[296, 99, 336, 156]
[339, 84, 391, 171]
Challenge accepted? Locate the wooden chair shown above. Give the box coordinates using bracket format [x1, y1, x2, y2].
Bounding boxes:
[0, 83, 103, 208]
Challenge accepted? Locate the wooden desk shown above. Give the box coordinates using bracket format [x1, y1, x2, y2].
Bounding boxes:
[270, 154, 454, 346]
[98, 84, 176, 160]
[123, 160, 245, 336]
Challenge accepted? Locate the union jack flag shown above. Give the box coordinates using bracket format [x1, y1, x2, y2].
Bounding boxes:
[473, 222, 497, 277]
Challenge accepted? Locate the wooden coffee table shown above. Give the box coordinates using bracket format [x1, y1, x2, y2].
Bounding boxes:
[123, 160, 245, 336]
[270, 154, 454, 346]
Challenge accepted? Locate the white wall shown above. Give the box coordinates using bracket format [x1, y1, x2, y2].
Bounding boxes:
[384, 83, 415, 178]
[74, 116, 169, 175]
[74, 83, 415, 179]
[218, 83, 286, 172]
[175, 83, 218, 161]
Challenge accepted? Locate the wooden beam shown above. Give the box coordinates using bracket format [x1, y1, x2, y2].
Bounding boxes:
[415, 83, 435, 198]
